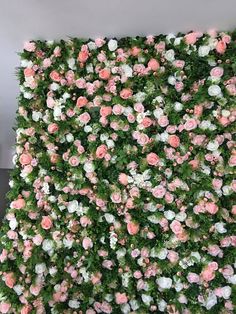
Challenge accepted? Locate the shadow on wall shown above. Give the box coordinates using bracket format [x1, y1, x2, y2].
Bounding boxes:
[0, 169, 10, 220]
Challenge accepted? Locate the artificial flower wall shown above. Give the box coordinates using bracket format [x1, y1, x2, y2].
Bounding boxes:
[0, 29, 236, 314]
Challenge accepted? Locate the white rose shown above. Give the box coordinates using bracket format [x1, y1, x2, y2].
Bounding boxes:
[157, 277, 172, 290]
[121, 304, 131, 314]
[13, 284, 23, 295]
[24, 92, 33, 99]
[164, 210, 175, 220]
[106, 139, 115, 148]
[84, 125, 92, 133]
[116, 248, 126, 259]
[87, 41, 96, 50]
[214, 222, 227, 233]
[157, 248, 168, 260]
[130, 299, 139, 311]
[165, 49, 175, 62]
[35, 263, 46, 274]
[207, 141, 219, 151]
[121, 64, 133, 77]
[198, 45, 210, 57]
[67, 58, 76, 70]
[222, 110, 230, 117]
[108, 39, 118, 51]
[175, 212, 187, 222]
[50, 83, 59, 91]
[86, 63, 94, 73]
[67, 200, 79, 213]
[166, 33, 176, 43]
[158, 299, 167, 312]
[66, 133, 74, 142]
[153, 108, 164, 119]
[42, 239, 54, 252]
[205, 292, 217, 310]
[173, 102, 183, 112]
[168, 76, 176, 85]
[9, 218, 18, 230]
[200, 120, 211, 130]
[49, 267, 58, 276]
[141, 294, 153, 305]
[222, 286, 231, 299]
[104, 213, 115, 223]
[174, 37, 182, 45]
[208, 85, 222, 97]
[68, 300, 80, 309]
[228, 275, 236, 284]
[83, 161, 95, 173]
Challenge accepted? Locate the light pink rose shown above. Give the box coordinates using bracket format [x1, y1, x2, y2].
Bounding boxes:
[201, 268, 215, 282]
[41, 216, 53, 230]
[118, 173, 128, 185]
[212, 178, 223, 189]
[0, 302, 11, 313]
[187, 272, 200, 283]
[152, 185, 166, 198]
[168, 135, 180, 148]
[77, 50, 89, 63]
[127, 221, 140, 235]
[78, 112, 91, 124]
[158, 115, 169, 127]
[205, 202, 218, 215]
[4, 272, 16, 288]
[100, 106, 112, 117]
[48, 123, 59, 134]
[96, 144, 107, 158]
[115, 292, 128, 304]
[23, 41, 36, 52]
[146, 153, 159, 166]
[99, 68, 111, 80]
[49, 70, 61, 82]
[229, 154, 236, 166]
[184, 32, 199, 45]
[184, 118, 198, 131]
[11, 198, 25, 209]
[134, 103, 144, 113]
[167, 250, 179, 263]
[19, 153, 32, 166]
[76, 96, 88, 108]
[24, 68, 35, 77]
[148, 58, 160, 71]
[216, 40, 227, 54]
[170, 220, 183, 234]
[80, 216, 92, 227]
[68, 156, 79, 167]
[113, 104, 124, 115]
[210, 67, 224, 77]
[82, 237, 93, 250]
[120, 88, 133, 99]
[111, 192, 122, 203]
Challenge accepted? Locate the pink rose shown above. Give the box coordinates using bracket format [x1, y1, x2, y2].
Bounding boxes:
[82, 237, 93, 250]
[194, 104, 203, 117]
[78, 112, 91, 124]
[168, 135, 180, 148]
[96, 144, 107, 158]
[118, 173, 128, 185]
[210, 67, 224, 78]
[184, 118, 198, 131]
[212, 178, 223, 189]
[229, 155, 236, 166]
[23, 41, 36, 52]
[4, 272, 15, 288]
[127, 221, 140, 235]
[134, 103, 144, 113]
[24, 68, 35, 77]
[99, 68, 111, 80]
[76, 96, 88, 108]
[201, 268, 215, 282]
[49, 70, 61, 82]
[111, 192, 122, 203]
[113, 104, 124, 115]
[11, 198, 25, 209]
[205, 202, 218, 215]
[21, 305, 32, 314]
[184, 32, 199, 45]
[158, 115, 169, 127]
[148, 58, 160, 71]
[0, 302, 11, 313]
[120, 88, 133, 99]
[173, 60, 185, 68]
[69, 156, 79, 167]
[115, 292, 128, 305]
[19, 153, 32, 166]
[78, 50, 89, 63]
[167, 250, 179, 263]
[216, 40, 227, 54]
[95, 38, 105, 47]
[170, 220, 183, 235]
[100, 106, 112, 117]
[146, 152, 159, 166]
[48, 123, 59, 134]
[80, 216, 92, 227]
[41, 216, 53, 230]
[152, 185, 166, 198]
[187, 272, 200, 283]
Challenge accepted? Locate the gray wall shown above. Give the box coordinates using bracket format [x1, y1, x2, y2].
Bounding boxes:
[0, 169, 10, 220]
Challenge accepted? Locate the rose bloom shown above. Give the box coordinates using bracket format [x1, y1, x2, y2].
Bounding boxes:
[158, 115, 169, 127]
[24, 67, 35, 77]
[82, 237, 93, 250]
[48, 123, 59, 134]
[229, 154, 236, 166]
[78, 50, 89, 63]
[216, 40, 227, 54]
[99, 68, 111, 80]
[69, 156, 79, 167]
[76, 96, 88, 108]
[168, 134, 180, 148]
[146, 152, 159, 166]
[11, 198, 25, 209]
[115, 292, 128, 304]
[49, 70, 61, 82]
[0, 302, 11, 313]
[127, 221, 140, 235]
[170, 220, 183, 235]
[23, 41, 36, 52]
[184, 118, 198, 131]
[210, 67, 224, 78]
[110, 192, 122, 203]
[118, 173, 128, 185]
[100, 106, 112, 117]
[41, 216, 53, 230]
[205, 202, 218, 214]
[120, 88, 133, 99]
[96, 144, 107, 158]
[4, 272, 16, 288]
[19, 152, 32, 166]
[148, 58, 160, 71]
[78, 112, 91, 124]
[152, 185, 166, 198]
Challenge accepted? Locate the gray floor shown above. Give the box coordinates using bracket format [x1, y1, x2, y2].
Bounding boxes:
[0, 169, 10, 220]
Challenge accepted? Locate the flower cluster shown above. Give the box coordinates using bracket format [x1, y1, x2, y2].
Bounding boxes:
[0, 29, 236, 314]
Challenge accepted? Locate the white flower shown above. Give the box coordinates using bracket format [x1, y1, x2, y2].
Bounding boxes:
[121, 64, 133, 77]
[67, 58, 76, 70]
[130, 299, 140, 311]
[164, 210, 175, 220]
[108, 39, 118, 51]
[106, 139, 115, 148]
[207, 141, 219, 151]
[168, 76, 176, 85]
[174, 37, 182, 45]
[68, 300, 80, 309]
[165, 49, 175, 62]
[153, 108, 164, 119]
[174, 102, 183, 111]
[215, 222, 227, 233]
[228, 275, 236, 284]
[42, 239, 54, 252]
[175, 212, 187, 222]
[208, 85, 222, 97]
[141, 294, 153, 305]
[166, 33, 176, 43]
[66, 133, 74, 142]
[83, 161, 95, 173]
[9, 218, 18, 230]
[87, 41, 96, 50]
[86, 63, 94, 73]
[198, 45, 210, 57]
[121, 304, 131, 314]
[221, 286, 232, 299]
[205, 292, 217, 310]
[13, 285, 23, 295]
[50, 83, 59, 91]
[158, 299, 167, 312]
[67, 200, 79, 213]
[222, 109, 230, 117]
[157, 277, 172, 290]
[35, 263, 46, 274]
[104, 213, 115, 223]
[24, 92, 33, 99]
[116, 248, 126, 259]
[133, 92, 146, 102]
[222, 185, 231, 195]
[156, 248, 168, 260]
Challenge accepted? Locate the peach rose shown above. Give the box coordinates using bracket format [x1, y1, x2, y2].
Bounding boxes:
[148, 58, 160, 71]
[5, 272, 15, 288]
[99, 68, 111, 80]
[96, 144, 107, 158]
[146, 152, 159, 166]
[78, 112, 91, 124]
[78, 51, 89, 63]
[205, 202, 218, 215]
[19, 153, 32, 166]
[170, 220, 183, 235]
[50, 70, 61, 82]
[127, 221, 140, 235]
[41, 216, 53, 230]
[115, 292, 128, 304]
[24, 68, 35, 77]
[100, 106, 112, 117]
[120, 88, 133, 99]
[168, 135, 180, 148]
[118, 173, 128, 185]
[68, 156, 79, 167]
[76, 96, 88, 108]
[216, 40, 227, 54]
[11, 198, 25, 209]
[48, 123, 59, 134]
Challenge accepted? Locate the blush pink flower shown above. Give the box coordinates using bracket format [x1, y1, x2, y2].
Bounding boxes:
[0, 302, 11, 313]
[49, 70, 61, 82]
[205, 202, 219, 215]
[216, 40, 227, 54]
[82, 237, 93, 250]
[146, 152, 160, 166]
[148, 58, 160, 71]
[210, 67, 224, 77]
[78, 112, 91, 124]
[115, 292, 128, 304]
[118, 173, 128, 185]
[96, 144, 107, 158]
[152, 185, 166, 198]
[41, 216, 53, 230]
[11, 198, 25, 209]
[120, 88, 133, 99]
[19, 153, 32, 166]
[99, 68, 111, 80]
[69, 156, 79, 167]
[48, 123, 59, 134]
[168, 134, 180, 148]
[184, 118, 198, 131]
[76, 96, 88, 108]
[110, 192, 122, 203]
[127, 221, 140, 235]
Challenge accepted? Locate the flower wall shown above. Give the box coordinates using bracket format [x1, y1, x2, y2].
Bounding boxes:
[0, 29, 236, 314]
